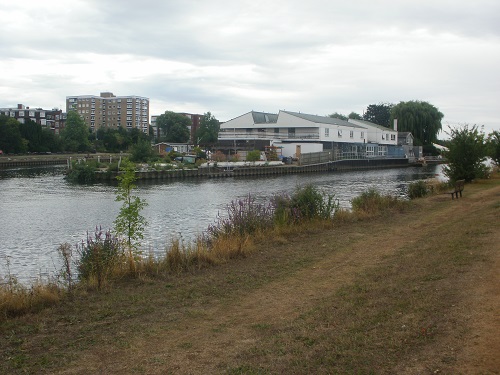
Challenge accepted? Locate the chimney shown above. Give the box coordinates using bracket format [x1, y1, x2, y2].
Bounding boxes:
[17, 104, 25, 109]
[393, 119, 398, 132]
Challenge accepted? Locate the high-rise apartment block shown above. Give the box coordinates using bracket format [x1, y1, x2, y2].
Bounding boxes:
[66, 92, 149, 132]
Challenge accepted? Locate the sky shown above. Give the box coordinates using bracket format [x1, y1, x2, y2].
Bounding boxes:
[1, 0, 499, 137]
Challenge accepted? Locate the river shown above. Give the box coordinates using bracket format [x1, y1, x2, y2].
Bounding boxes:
[0, 164, 445, 283]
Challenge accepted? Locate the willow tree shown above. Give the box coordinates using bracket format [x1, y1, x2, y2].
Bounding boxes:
[390, 101, 443, 145]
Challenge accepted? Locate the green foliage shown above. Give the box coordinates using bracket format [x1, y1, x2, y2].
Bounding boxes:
[487, 130, 500, 166]
[289, 185, 336, 221]
[195, 112, 220, 146]
[390, 101, 443, 145]
[0, 115, 27, 153]
[246, 150, 261, 162]
[61, 111, 91, 152]
[156, 111, 191, 143]
[443, 124, 489, 182]
[114, 160, 148, 250]
[351, 188, 405, 214]
[348, 112, 362, 120]
[66, 160, 99, 184]
[407, 180, 429, 199]
[363, 103, 394, 127]
[129, 139, 154, 163]
[76, 228, 122, 289]
[329, 112, 348, 120]
[206, 185, 337, 240]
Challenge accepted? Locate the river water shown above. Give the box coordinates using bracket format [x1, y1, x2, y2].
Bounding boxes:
[0, 164, 445, 283]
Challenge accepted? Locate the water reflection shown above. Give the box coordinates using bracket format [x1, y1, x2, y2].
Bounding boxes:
[0, 164, 445, 283]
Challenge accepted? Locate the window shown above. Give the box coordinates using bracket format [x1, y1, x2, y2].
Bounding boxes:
[366, 145, 375, 156]
[325, 128, 329, 137]
[391, 134, 396, 141]
[350, 130, 354, 138]
[19, 111, 25, 117]
[288, 128, 296, 138]
[338, 130, 342, 137]
[29, 111, 35, 117]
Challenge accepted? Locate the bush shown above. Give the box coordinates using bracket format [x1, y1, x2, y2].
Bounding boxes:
[351, 188, 406, 215]
[206, 185, 337, 240]
[206, 195, 274, 239]
[76, 227, 122, 289]
[272, 185, 337, 224]
[407, 180, 428, 199]
[443, 124, 489, 182]
[66, 160, 99, 184]
[246, 150, 261, 162]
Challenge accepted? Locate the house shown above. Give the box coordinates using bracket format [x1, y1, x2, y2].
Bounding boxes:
[398, 132, 422, 160]
[219, 110, 404, 159]
[0, 104, 64, 134]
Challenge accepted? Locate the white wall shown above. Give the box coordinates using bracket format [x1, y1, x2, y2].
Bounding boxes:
[272, 142, 323, 157]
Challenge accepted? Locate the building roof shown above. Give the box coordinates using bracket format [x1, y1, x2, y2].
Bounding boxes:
[252, 111, 278, 124]
[348, 118, 396, 131]
[281, 111, 362, 128]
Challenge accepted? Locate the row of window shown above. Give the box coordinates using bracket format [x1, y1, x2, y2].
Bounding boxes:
[4, 110, 48, 118]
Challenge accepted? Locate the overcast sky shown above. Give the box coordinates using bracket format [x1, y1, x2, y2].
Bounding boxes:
[1, 0, 499, 136]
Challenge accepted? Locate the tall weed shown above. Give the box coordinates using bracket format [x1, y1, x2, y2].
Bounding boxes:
[76, 227, 122, 289]
[351, 188, 408, 216]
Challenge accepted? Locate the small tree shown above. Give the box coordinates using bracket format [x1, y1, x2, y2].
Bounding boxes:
[246, 150, 261, 162]
[443, 124, 489, 182]
[486, 130, 500, 167]
[114, 160, 148, 252]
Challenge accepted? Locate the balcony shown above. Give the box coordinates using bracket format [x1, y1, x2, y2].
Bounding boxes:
[218, 130, 320, 140]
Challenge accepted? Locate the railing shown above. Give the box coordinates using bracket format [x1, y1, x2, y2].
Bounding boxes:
[299, 151, 408, 165]
[218, 131, 320, 140]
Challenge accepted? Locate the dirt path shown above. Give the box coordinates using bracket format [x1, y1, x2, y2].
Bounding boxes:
[62, 181, 500, 374]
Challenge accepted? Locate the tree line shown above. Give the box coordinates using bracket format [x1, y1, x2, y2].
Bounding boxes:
[0, 110, 221, 155]
[330, 100, 444, 148]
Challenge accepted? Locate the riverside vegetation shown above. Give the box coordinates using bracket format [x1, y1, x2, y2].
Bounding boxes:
[1, 167, 499, 373]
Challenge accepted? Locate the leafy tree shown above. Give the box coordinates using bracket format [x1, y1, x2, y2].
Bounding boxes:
[156, 111, 191, 143]
[41, 128, 63, 152]
[19, 119, 44, 152]
[390, 101, 443, 145]
[114, 160, 148, 250]
[363, 103, 393, 127]
[195, 112, 220, 146]
[348, 112, 362, 120]
[486, 130, 500, 166]
[328, 112, 348, 121]
[61, 111, 91, 152]
[130, 139, 154, 163]
[0, 115, 27, 153]
[443, 124, 489, 182]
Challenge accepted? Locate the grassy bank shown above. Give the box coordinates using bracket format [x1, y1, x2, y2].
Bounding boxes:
[1, 174, 499, 374]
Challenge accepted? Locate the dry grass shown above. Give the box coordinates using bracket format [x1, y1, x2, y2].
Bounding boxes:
[0, 281, 61, 320]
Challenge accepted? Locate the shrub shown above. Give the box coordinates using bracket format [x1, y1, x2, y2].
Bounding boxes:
[351, 188, 406, 215]
[212, 151, 227, 162]
[206, 195, 274, 239]
[443, 124, 489, 182]
[66, 160, 98, 184]
[246, 150, 261, 162]
[76, 227, 122, 289]
[407, 180, 428, 199]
